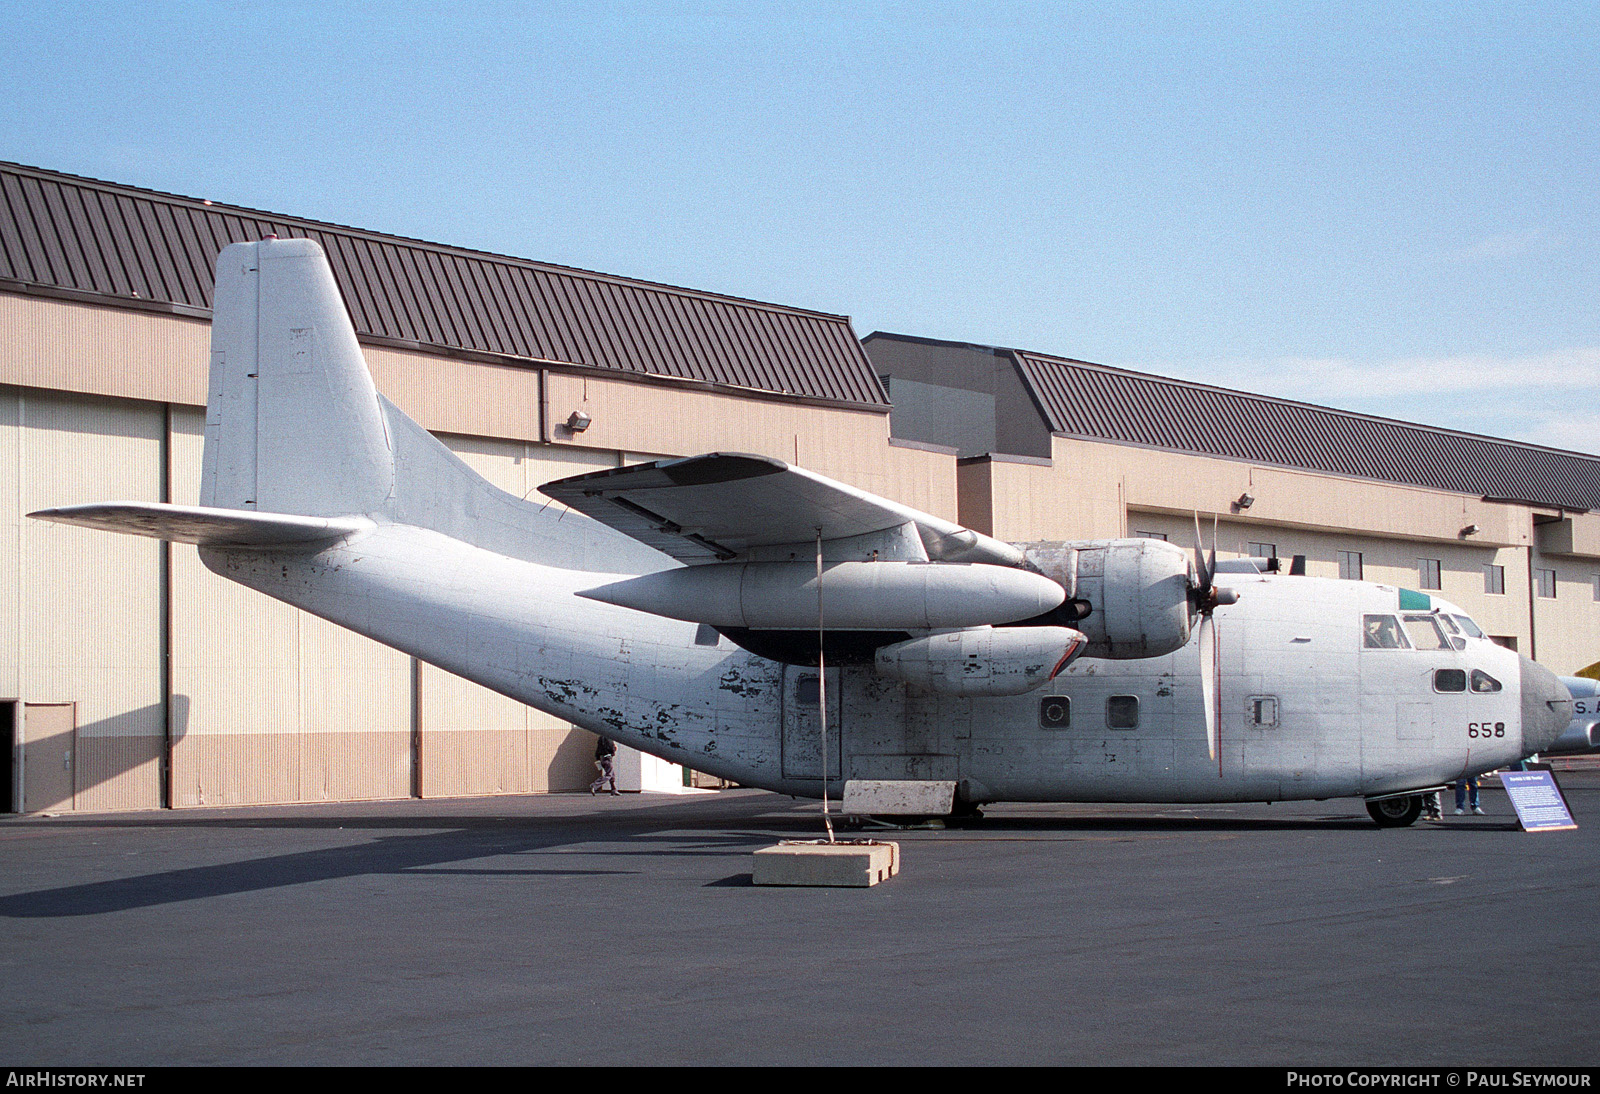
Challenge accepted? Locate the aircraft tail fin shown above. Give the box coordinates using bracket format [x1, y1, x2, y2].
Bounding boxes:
[201, 238, 395, 517]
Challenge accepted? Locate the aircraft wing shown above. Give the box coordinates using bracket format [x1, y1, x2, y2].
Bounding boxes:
[538, 452, 1024, 566]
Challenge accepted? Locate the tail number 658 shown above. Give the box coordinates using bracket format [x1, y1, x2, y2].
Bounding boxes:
[1468, 722, 1506, 738]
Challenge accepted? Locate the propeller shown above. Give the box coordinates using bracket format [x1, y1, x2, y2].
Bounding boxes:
[1190, 514, 1239, 765]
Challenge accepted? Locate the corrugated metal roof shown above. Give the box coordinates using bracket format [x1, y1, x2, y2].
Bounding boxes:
[1013, 349, 1600, 511]
[0, 162, 888, 409]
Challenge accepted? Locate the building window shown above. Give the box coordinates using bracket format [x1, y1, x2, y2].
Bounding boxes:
[1418, 558, 1441, 590]
[1485, 565, 1505, 595]
[1248, 542, 1276, 559]
[1536, 568, 1557, 599]
[1135, 531, 1167, 541]
[1592, 575, 1600, 602]
[1338, 551, 1363, 581]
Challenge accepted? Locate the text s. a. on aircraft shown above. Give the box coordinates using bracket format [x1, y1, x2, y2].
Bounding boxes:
[30, 239, 1575, 828]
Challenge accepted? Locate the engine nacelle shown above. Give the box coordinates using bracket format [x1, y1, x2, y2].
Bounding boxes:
[578, 560, 1065, 631]
[874, 625, 1086, 697]
[1022, 538, 1193, 659]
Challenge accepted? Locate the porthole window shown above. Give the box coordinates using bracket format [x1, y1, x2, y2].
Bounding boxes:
[1249, 696, 1279, 727]
[1039, 696, 1070, 728]
[1107, 695, 1140, 729]
[1470, 670, 1503, 694]
[796, 675, 820, 706]
[1434, 669, 1467, 693]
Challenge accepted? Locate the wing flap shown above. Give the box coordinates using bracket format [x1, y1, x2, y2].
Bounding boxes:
[29, 502, 373, 549]
[539, 452, 1023, 566]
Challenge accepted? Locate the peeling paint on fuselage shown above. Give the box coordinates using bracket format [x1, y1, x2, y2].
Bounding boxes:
[205, 525, 1533, 806]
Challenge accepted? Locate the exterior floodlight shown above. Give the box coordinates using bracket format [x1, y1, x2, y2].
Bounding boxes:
[566, 410, 592, 433]
[1237, 493, 1255, 510]
[1461, 523, 1480, 537]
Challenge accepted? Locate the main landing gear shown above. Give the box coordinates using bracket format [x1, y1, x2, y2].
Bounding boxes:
[1365, 794, 1423, 828]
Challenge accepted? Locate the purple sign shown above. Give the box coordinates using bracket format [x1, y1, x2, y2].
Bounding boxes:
[1501, 770, 1577, 832]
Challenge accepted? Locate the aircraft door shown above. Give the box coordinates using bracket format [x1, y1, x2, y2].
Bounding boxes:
[782, 666, 843, 781]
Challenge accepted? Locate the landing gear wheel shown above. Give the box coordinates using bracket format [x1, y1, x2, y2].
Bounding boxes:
[1366, 795, 1423, 828]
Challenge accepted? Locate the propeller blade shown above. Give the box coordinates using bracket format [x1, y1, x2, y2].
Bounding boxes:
[1199, 612, 1218, 763]
[1192, 512, 1212, 591]
[1207, 514, 1218, 588]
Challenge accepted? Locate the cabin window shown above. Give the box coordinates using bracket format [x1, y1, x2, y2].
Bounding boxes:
[1471, 670, 1503, 694]
[1362, 615, 1408, 649]
[1339, 551, 1364, 581]
[1485, 565, 1505, 595]
[795, 675, 820, 706]
[1106, 695, 1140, 729]
[1401, 614, 1450, 650]
[694, 623, 720, 647]
[1418, 558, 1442, 590]
[1039, 696, 1071, 728]
[1249, 696, 1279, 727]
[1434, 669, 1467, 693]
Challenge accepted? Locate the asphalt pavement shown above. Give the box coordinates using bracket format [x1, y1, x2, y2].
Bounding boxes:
[1, 777, 1596, 1066]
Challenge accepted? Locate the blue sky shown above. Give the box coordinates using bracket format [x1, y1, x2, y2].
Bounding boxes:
[4, 2, 1597, 452]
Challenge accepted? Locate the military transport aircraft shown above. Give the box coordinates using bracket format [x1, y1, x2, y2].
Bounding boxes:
[31, 239, 1575, 828]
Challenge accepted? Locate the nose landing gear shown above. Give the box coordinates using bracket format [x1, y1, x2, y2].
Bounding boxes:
[1365, 794, 1423, 828]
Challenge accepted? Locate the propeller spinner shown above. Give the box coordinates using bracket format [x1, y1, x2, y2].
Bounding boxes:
[1191, 514, 1240, 764]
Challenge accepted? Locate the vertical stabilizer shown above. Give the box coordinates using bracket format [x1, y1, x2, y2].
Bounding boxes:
[200, 239, 394, 516]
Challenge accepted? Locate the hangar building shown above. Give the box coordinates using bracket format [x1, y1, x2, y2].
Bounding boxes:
[3, 161, 1597, 814]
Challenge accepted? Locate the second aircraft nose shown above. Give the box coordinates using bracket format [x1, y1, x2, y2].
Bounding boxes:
[1521, 656, 1574, 756]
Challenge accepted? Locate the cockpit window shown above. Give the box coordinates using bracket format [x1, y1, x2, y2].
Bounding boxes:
[1363, 615, 1408, 649]
[1434, 669, 1466, 692]
[1401, 614, 1450, 651]
[1471, 670, 1503, 694]
[1452, 615, 1485, 639]
[1434, 614, 1467, 649]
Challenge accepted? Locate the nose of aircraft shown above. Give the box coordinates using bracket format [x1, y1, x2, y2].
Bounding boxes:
[1521, 656, 1574, 756]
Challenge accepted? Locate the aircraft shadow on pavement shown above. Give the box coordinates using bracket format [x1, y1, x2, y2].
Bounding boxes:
[0, 820, 767, 919]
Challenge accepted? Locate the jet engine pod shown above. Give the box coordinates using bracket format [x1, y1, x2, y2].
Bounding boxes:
[1023, 538, 1192, 659]
[874, 625, 1086, 697]
[579, 560, 1066, 630]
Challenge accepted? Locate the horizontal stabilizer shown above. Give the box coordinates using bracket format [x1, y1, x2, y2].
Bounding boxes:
[29, 502, 373, 549]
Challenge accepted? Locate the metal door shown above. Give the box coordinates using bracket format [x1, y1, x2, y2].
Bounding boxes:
[781, 666, 842, 781]
[24, 703, 76, 813]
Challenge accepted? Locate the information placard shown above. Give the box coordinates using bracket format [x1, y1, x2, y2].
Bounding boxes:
[1501, 770, 1577, 832]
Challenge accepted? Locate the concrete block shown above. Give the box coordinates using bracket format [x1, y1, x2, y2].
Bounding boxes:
[843, 779, 956, 815]
[751, 840, 900, 887]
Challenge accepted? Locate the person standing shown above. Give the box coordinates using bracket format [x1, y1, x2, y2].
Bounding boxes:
[591, 736, 619, 796]
[1455, 776, 1482, 815]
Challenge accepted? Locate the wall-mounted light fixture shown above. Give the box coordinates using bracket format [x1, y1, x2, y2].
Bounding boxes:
[1460, 523, 1480, 537]
[565, 410, 592, 433]
[1237, 493, 1255, 510]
